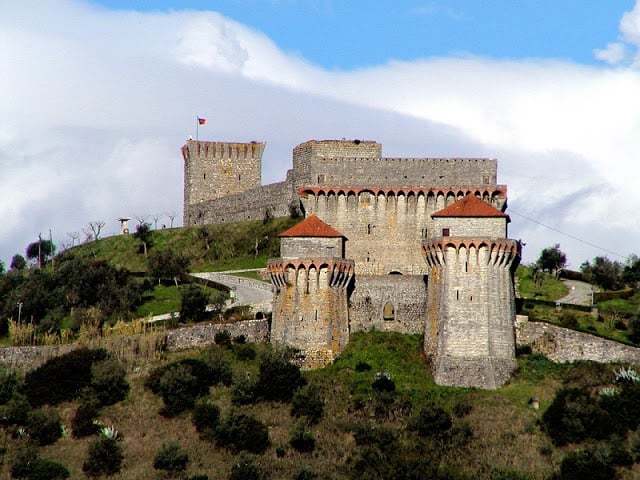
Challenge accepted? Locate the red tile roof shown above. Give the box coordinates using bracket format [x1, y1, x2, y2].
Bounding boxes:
[278, 214, 345, 238]
[431, 193, 508, 219]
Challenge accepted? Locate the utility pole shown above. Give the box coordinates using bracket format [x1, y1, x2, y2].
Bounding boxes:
[17, 302, 23, 324]
[49, 228, 54, 270]
[38, 233, 42, 269]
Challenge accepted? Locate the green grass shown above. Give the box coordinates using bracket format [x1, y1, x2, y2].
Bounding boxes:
[229, 270, 267, 282]
[68, 217, 298, 274]
[598, 292, 640, 316]
[134, 284, 225, 317]
[517, 265, 569, 301]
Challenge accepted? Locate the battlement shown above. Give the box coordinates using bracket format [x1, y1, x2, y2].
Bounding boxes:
[422, 237, 521, 267]
[293, 139, 382, 159]
[299, 184, 507, 199]
[182, 140, 265, 161]
[268, 257, 355, 290]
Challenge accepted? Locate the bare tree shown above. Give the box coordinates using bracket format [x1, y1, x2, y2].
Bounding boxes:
[82, 228, 94, 244]
[134, 215, 149, 227]
[88, 221, 106, 241]
[166, 212, 177, 228]
[67, 231, 80, 247]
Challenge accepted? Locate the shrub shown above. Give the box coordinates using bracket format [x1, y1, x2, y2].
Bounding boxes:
[72, 390, 101, 438]
[91, 358, 129, 406]
[291, 384, 324, 424]
[23, 458, 70, 480]
[558, 447, 616, 480]
[255, 352, 306, 402]
[289, 422, 315, 453]
[10, 445, 39, 479]
[146, 358, 216, 394]
[153, 442, 189, 474]
[214, 330, 232, 347]
[229, 453, 269, 480]
[215, 412, 270, 454]
[157, 364, 202, 416]
[490, 469, 532, 480]
[234, 344, 257, 361]
[600, 382, 640, 432]
[23, 348, 108, 406]
[200, 348, 233, 386]
[542, 388, 614, 445]
[180, 285, 209, 322]
[234, 335, 247, 344]
[453, 400, 473, 418]
[232, 376, 258, 406]
[409, 403, 452, 438]
[614, 320, 627, 330]
[26, 409, 62, 446]
[275, 446, 286, 458]
[352, 423, 396, 448]
[294, 469, 318, 480]
[559, 311, 579, 330]
[192, 399, 220, 434]
[82, 437, 124, 477]
[0, 369, 19, 405]
[355, 361, 371, 372]
[0, 393, 31, 426]
[372, 372, 395, 393]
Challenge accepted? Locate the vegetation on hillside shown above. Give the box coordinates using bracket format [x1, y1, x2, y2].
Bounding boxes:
[517, 266, 569, 301]
[1, 332, 640, 479]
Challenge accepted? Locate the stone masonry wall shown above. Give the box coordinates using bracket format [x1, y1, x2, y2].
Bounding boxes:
[516, 316, 640, 364]
[186, 178, 295, 226]
[349, 275, 426, 334]
[280, 237, 344, 259]
[432, 217, 507, 239]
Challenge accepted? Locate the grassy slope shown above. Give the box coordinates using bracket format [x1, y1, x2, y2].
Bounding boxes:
[517, 266, 569, 301]
[69, 217, 298, 274]
[134, 284, 225, 317]
[599, 292, 640, 316]
[14, 332, 630, 480]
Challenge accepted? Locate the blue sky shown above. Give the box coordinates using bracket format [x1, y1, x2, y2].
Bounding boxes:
[95, 0, 633, 68]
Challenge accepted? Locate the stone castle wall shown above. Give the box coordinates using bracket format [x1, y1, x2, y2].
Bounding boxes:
[349, 275, 426, 334]
[280, 237, 344, 259]
[300, 187, 506, 275]
[432, 217, 507, 238]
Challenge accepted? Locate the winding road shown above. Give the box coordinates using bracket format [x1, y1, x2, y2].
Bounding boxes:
[558, 280, 595, 307]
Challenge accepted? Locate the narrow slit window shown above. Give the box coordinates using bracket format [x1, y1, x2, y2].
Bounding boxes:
[442, 228, 450, 237]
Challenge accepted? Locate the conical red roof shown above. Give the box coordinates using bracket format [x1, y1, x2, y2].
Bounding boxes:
[432, 193, 508, 219]
[278, 214, 345, 238]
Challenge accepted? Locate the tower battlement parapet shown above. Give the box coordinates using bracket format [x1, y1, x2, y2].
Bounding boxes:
[182, 140, 265, 161]
[422, 237, 520, 268]
[268, 258, 354, 290]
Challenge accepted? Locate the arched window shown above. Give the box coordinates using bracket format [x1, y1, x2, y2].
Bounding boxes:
[383, 302, 395, 321]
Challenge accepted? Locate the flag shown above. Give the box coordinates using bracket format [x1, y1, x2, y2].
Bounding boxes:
[198, 117, 207, 125]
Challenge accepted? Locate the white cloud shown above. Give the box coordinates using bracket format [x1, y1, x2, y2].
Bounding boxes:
[594, 42, 627, 64]
[1, 0, 640, 269]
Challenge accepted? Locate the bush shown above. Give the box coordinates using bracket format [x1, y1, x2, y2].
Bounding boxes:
[215, 412, 270, 454]
[294, 469, 318, 480]
[157, 364, 202, 416]
[355, 361, 371, 372]
[192, 399, 220, 434]
[23, 348, 108, 406]
[0, 369, 19, 405]
[154, 442, 189, 474]
[614, 320, 627, 330]
[72, 390, 101, 438]
[24, 459, 70, 480]
[453, 400, 473, 418]
[372, 372, 395, 393]
[11, 446, 39, 479]
[409, 403, 452, 438]
[0, 393, 31, 426]
[234, 344, 257, 361]
[558, 447, 616, 480]
[352, 423, 397, 448]
[146, 358, 219, 394]
[26, 409, 62, 446]
[600, 382, 640, 432]
[232, 376, 258, 406]
[289, 422, 315, 453]
[291, 384, 324, 424]
[543, 388, 615, 445]
[200, 348, 233, 386]
[559, 311, 579, 330]
[255, 352, 306, 402]
[234, 335, 247, 344]
[91, 358, 129, 406]
[490, 469, 532, 480]
[229, 453, 269, 480]
[180, 285, 210, 322]
[214, 330, 232, 347]
[82, 437, 124, 477]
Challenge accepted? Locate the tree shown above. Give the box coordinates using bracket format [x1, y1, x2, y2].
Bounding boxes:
[581, 256, 624, 290]
[148, 250, 189, 286]
[623, 254, 640, 288]
[134, 223, 152, 257]
[67, 231, 80, 247]
[0, 261, 4, 276]
[88, 221, 106, 241]
[289, 199, 303, 218]
[537, 244, 567, 275]
[151, 213, 161, 230]
[166, 212, 177, 228]
[180, 285, 209, 322]
[10, 254, 26, 271]
[26, 238, 56, 267]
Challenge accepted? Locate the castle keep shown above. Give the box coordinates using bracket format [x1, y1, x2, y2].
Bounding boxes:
[183, 139, 521, 388]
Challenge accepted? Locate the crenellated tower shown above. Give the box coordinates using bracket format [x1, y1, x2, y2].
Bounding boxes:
[268, 215, 354, 368]
[181, 139, 265, 225]
[422, 194, 521, 389]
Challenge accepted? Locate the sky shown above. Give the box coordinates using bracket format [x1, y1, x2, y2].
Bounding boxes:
[2, 0, 640, 269]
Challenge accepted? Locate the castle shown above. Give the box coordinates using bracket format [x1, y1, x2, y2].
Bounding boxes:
[182, 139, 521, 389]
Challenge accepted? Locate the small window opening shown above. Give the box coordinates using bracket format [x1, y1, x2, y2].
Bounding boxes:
[203, 173, 206, 180]
[442, 228, 450, 237]
[470, 295, 473, 302]
[465, 261, 468, 272]
[456, 290, 459, 301]
[238, 174, 241, 182]
[383, 302, 395, 321]
[367, 224, 372, 235]
[315, 310, 318, 321]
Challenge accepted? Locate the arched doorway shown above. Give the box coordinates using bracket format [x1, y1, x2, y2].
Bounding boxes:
[383, 302, 395, 321]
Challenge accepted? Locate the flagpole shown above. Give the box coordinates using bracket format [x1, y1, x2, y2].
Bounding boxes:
[195, 116, 199, 141]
